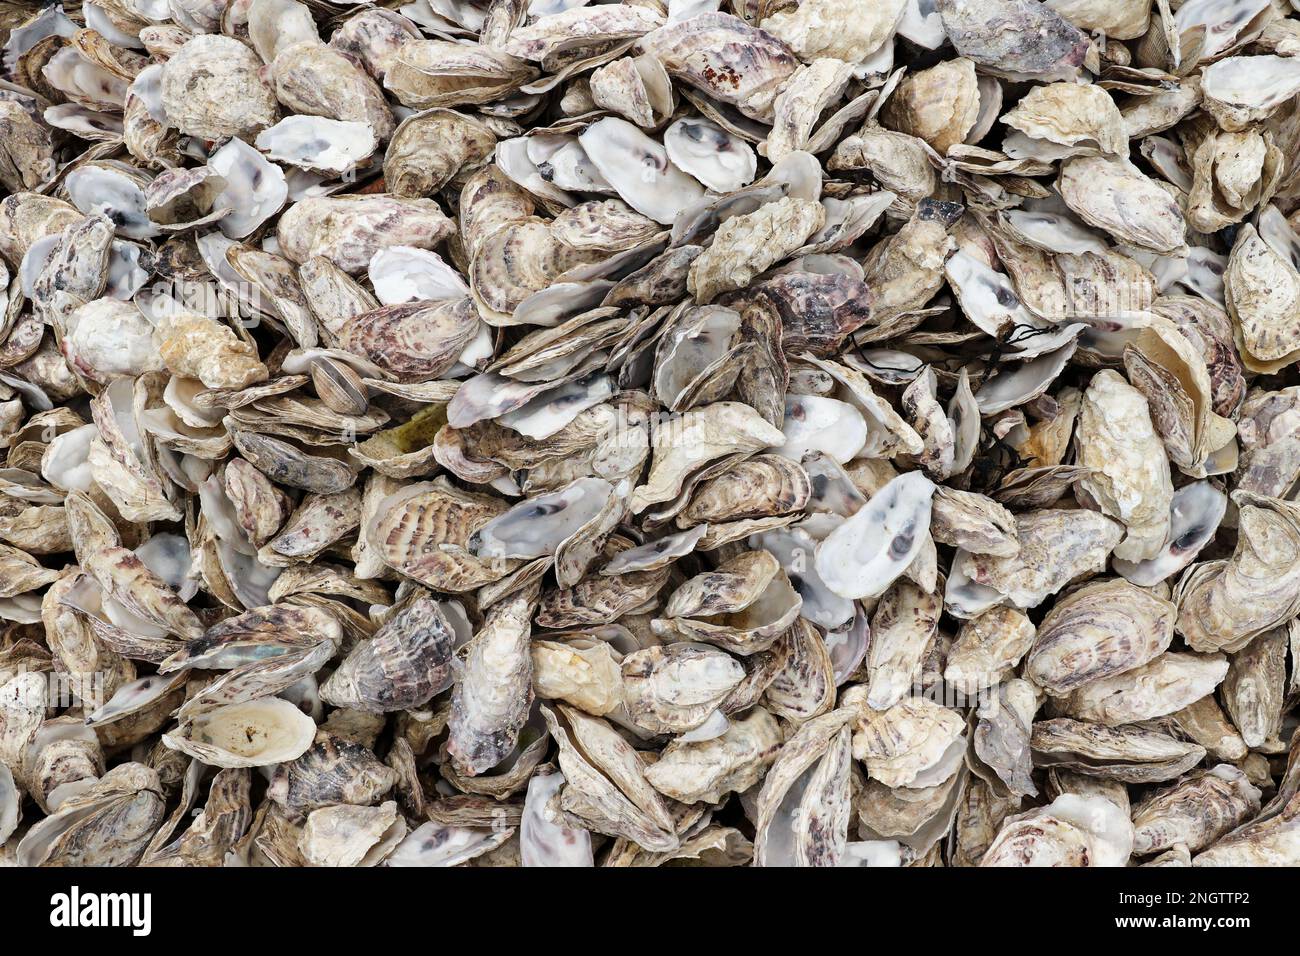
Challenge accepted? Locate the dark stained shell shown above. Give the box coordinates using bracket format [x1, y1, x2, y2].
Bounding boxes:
[321, 592, 457, 712]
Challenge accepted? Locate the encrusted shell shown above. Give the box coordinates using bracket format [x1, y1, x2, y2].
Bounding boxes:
[160, 34, 278, 142]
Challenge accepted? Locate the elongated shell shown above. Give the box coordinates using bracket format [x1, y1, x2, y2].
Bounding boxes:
[815, 471, 936, 601]
[447, 589, 536, 776]
[1030, 718, 1206, 784]
[950, 509, 1123, 611]
[163, 698, 317, 769]
[1075, 370, 1173, 562]
[341, 298, 480, 383]
[367, 479, 517, 592]
[1057, 651, 1229, 726]
[753, 707, 856, 866]
[540, 703, 678, 852]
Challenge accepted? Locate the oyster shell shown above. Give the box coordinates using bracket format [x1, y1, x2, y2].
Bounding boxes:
[644, 707, 782, 805]
[162, 698, 317, 769]
[321, 593, 457, 713]
[815, 471, 935, 601]
[622, 643, 743, 734]
[1057, 652, 1229, 726]
[1132, 765, 1261, 856]
[160, 34, 278, 141]
[853, 697, 966, 789]
[278, 196, 456, 275]
[638, 13, 798, 121]
[17, 763, 165, 867]
[1031, 718, 1207, 784]
[753, 708, 855, 867]
[980, 793, 1133, 867]
[1176, 494, 1300, 652]
[447, 589, 536, 776]
[939, 0, 1089, 80]
[1026, 578, 1176, 695]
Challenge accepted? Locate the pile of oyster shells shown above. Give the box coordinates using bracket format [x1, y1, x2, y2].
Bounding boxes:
[2, 0, 1300, 868]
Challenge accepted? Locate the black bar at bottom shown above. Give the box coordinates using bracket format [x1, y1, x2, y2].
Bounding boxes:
[0, 865, 1274, 943]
